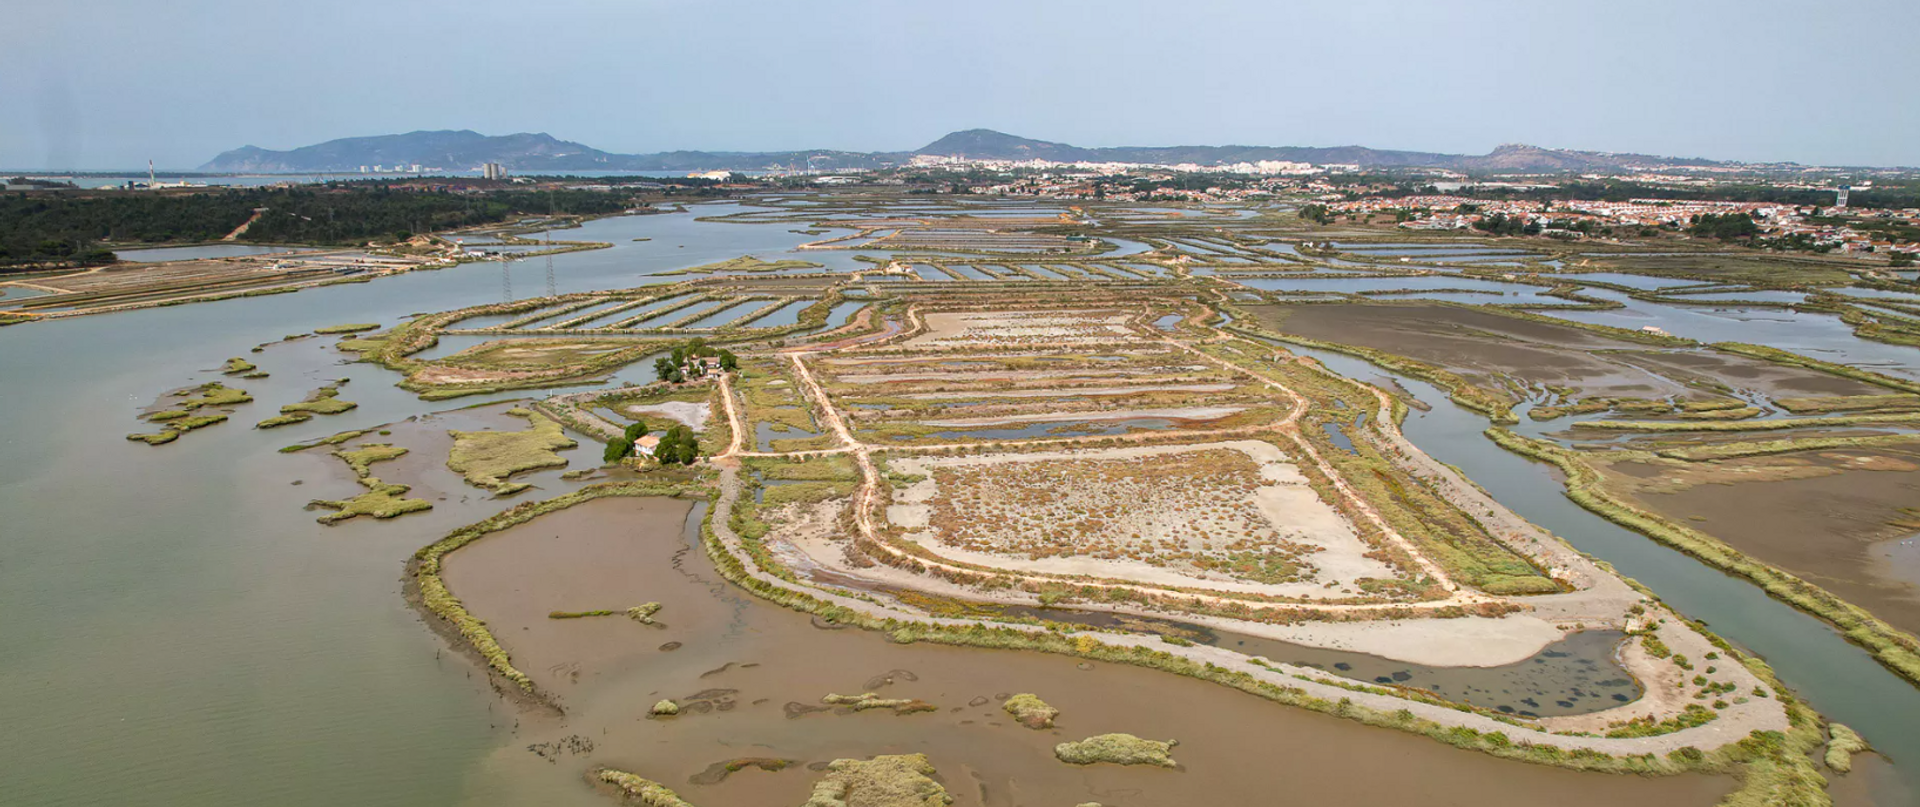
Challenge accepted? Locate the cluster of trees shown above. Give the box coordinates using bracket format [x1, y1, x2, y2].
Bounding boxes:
[1687, 212, 1760, 240]
[0, 185, 649, 270]
[1471, 213, 1542, 236]
[603, 422, 650, 462]
[602, 421, 701, 465]
[653, 339, 737, 383]
[652, 425, 700, 465]
[1296, 204, 1334, 225]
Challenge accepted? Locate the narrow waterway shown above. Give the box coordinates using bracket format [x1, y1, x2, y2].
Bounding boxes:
[1290, 344, 1920, 797]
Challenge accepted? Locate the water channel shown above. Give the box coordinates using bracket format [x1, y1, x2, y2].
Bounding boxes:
[1286, 344, 1920, 798]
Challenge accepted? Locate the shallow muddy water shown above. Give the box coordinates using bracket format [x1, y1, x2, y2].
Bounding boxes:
[440, 497, 1732, 807]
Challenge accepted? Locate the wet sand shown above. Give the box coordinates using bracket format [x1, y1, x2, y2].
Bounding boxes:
[1611, 446, 1920, 636]
[438, 497, 1734, 807]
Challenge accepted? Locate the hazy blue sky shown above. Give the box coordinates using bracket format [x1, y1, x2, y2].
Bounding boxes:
[6, 0, 1916, 169]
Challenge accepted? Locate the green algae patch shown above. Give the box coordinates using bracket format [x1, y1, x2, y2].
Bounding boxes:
[279, 427, 376, 453]
[132, 382, 252, 444]
[447, 407, 576, 495]
[628, 602, 662, 624]
[661, 255, 823, 276]
[1825, 724, 1867, 773]
[821, 692, 939, 715]
[335, 443, 408, 478]
[1003, 693, 1059, 729]
[258, 383, 357, 428]
[548, 609, 617, 619]
[593, 767, 697, 807]
[282, 382, 357, 415]
[315, 323, 382, 335]
[802, 754, 953, 807]
[221, 357, 256, 375]
[130, 413, 229, 444]
[687, 757, 792, 785]
[309, 478, 432, 525]
[1054, 734, 1179, 768]
[546, 602, 661, 623]
[650, 699, 680, 716]
[175, 382, 252, 410]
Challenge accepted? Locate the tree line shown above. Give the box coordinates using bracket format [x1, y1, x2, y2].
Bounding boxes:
[0, 185, 653, 270]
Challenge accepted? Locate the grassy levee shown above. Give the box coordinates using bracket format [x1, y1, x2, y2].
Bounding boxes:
[1574, 411, 1920, 433]
[1487, 427, 1920, 689]
[1655, 433, 1920, 462]
[698, 472, 1831, 805]
[592, 767, 699, 807]
[406, 479, 708, 705]
[314, 323, 380, 335]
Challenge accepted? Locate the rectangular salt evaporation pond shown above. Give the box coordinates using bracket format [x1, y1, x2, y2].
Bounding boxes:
[627, 299, 733, 328]
[976, 266, 1028, 281]
[1561, 272, 1695, 290]
[818, 301, 866, 329]
[1839, 286, 1920, 302]
[948, 265, 992, 281]
[564, 294, 693, 329]
[516, 299, 639, 329]
[683, 300, 771, 329]
[1234, 275, 1550, 302]
[740, 299, 813, 328]
[112, 244, 318, 262]
[1334, 243, 1530, 258]
[1662, 289, 1809, 305]
[0, 285, 53, 309]
[910, 265, 949, 281]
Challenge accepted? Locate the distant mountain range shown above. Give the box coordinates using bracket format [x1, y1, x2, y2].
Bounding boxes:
[199, 128, 1730, 174]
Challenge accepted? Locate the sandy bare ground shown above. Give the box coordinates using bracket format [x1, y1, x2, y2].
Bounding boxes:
[905, 310, 1137, 348]
[916, 406, 1246, 427]
[833, 366, 1210, 384]
[906, 383, 1237, 399]
[885, 441, 1393, 599]
[622, 400, 709, 431]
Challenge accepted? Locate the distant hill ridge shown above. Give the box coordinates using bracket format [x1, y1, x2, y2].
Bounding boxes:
[199, 128, 1727, 173]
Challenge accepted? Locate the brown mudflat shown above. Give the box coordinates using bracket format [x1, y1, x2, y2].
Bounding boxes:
[1610, 445, 1920, 636]
[1249, 302, 1879, 401]
[439, 497, 1734, 807]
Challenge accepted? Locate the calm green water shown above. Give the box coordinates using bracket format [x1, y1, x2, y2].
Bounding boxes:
[0, 206, 841, 806]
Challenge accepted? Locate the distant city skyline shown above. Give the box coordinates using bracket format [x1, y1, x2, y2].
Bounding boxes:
[4, 0, 1917, 169]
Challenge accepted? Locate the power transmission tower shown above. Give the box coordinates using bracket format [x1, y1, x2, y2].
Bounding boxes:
[544, 188, 557, 298]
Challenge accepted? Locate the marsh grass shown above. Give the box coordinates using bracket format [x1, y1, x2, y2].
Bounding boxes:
[309, 478, 432, 524]
[447, 407, 577, 495]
